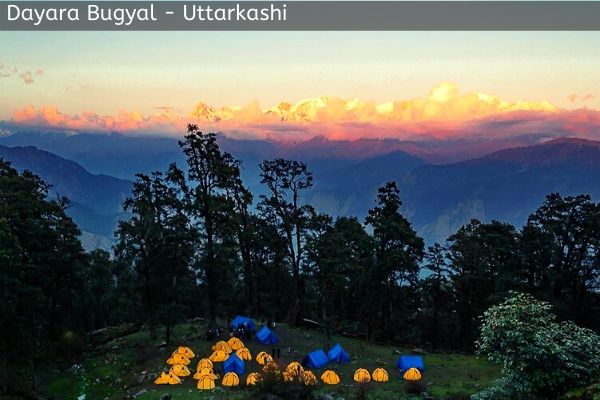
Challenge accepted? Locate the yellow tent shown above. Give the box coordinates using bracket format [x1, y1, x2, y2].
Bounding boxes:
[235, 347, 252, 361]
[196, 358, 213, 371]
[209, 349, 230, 362]
[212, 340, 233, 354]
[246, 372, 262, 386]
[256, 351, 273, 365]
[169, 364, 191, 377]
[194, 368, 218, 380]
[197, 376, 216, 390]
[301, 370, 318, 386]
[222, 372, 240, 387]
[154, 371, 182, 385]
[403, 367, 422, 381]
[372, 368, 389, 382]
[353, 368, 371, 383]
[321, 370, 341, 385]
[174, 346, 195, 359]
[286, 361, 304, 376]
[167, 353, 191, 365]
[227, 337, 245, 351]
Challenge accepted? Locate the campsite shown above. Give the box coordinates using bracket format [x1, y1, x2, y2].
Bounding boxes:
[45, 317, 500, 400]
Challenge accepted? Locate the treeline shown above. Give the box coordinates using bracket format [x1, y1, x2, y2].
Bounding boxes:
[1, 126, 599, 393]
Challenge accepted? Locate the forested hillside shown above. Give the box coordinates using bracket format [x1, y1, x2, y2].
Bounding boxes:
[1, 126, 599, 399]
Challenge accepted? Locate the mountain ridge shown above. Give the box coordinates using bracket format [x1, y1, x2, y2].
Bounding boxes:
[0, 144, 131, 246]
[2, 133, 600, 249]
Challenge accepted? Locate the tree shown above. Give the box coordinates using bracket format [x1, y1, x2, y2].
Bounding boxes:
[475, 292, 600, 400]
[80, 249, 142, 330]
[365, 181, 424, 341]
[114, 168, 196, 343]
[249, 214, 294, 321]
[177, 126, 241, 323]
[223, 158, 257, 314]
[447, 219, 522, 350]
[305, 216, 373, 341]
[420, 243, 455, 349]
[522, 193, 600, 326]
[259, 158, 314, 325]
[0, 160, 87, 393]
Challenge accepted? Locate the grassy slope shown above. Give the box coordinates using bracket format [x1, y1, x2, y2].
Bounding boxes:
[43, 321, 499, 400]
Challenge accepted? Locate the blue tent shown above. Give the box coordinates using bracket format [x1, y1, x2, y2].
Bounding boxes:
[305, 349, 329, 369]
[231, 315, 256, 331]
[223, 354, 245, 374]
[396, 355, 425, 372]
[327, 343, 350, 364]
[256, 326, 279, 344]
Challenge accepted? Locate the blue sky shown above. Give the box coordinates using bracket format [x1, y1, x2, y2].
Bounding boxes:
[1, 31, 599, 118]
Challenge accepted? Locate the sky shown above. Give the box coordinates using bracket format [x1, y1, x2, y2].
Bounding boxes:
[1, 31, 600, 139]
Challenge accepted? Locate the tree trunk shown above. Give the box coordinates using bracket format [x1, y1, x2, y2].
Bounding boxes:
[432, 277, 441, 349]
[238, 227, 255, 314]
[1, 354, 7, 394]
[205, 212, 217, 323]
[30, 357, 36, 391]
[165, 323, 172, 346]
[148, 308, 157, 339]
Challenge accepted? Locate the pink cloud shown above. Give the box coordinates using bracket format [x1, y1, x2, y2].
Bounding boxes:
[568, 93, 595, 103]
[12, 105, 186, 133]
[9, 83, 600, 142]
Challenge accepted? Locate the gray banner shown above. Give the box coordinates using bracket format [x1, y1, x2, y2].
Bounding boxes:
[1, 1, 600, 31]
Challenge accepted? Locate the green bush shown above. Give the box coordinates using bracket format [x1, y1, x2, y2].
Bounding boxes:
[473, 292, 600, 400]
[251, 364, 316, 400]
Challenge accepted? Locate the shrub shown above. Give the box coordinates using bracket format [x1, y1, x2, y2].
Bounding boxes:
[473, 292, 600, 400]
[251, 363, 316, 400]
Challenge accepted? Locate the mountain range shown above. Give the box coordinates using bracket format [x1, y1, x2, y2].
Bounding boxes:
[188, 88, 558, 124]
[1, 131, 599, 250]
[0, 143, 131, 248]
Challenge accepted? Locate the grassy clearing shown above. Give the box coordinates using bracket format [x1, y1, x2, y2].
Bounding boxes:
[42, 321, 499, 400]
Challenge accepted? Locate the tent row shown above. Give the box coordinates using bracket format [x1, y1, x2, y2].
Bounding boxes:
[155, 346, 196, 385]
[303, 343, 350, 369]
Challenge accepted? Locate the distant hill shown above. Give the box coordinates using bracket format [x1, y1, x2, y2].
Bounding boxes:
[299, 138, 600, 244]
[0, 129, 555, 177]
[399, 138, 600, 243]
[0, 131, 185, 179]
[0, 144, 131, 248]
[2, 131, 600, 249]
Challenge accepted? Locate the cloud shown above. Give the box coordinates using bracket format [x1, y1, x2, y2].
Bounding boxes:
[19, 71, 35, 84]
[581, 94, 595, 102]
[12, 105, 186, 133]
[0, 63, 43, 84]
[568, 93, 595, 103]
[9, 83, 600, 142]
[152, 106, 176, 111]
[0, 63, 17, 78]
